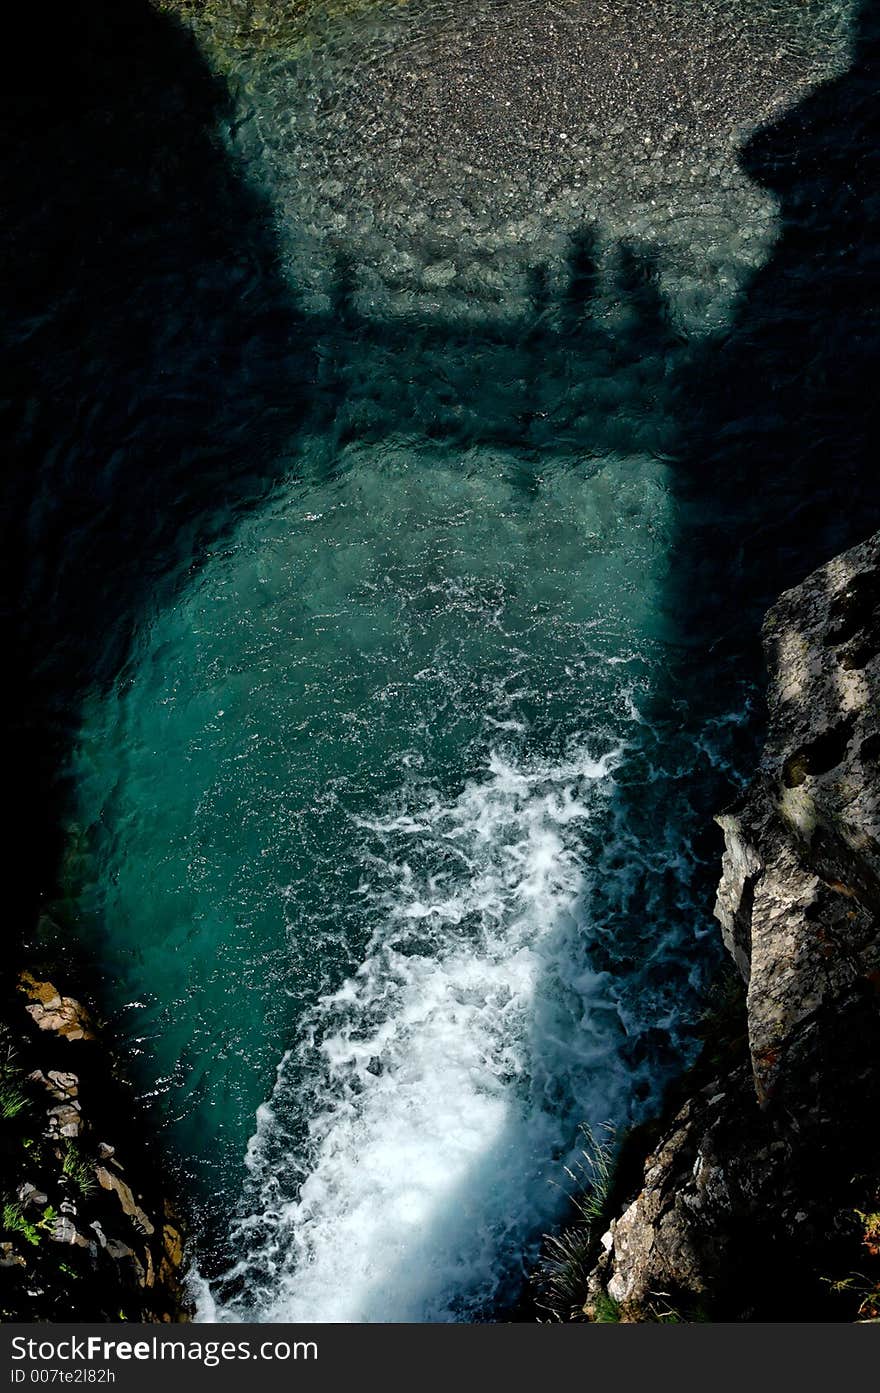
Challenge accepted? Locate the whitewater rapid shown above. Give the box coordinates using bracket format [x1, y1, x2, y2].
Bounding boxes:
[199, 740, 636, 1320]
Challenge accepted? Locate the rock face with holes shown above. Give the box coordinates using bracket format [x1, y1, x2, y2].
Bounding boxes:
[579, 532, 880, 1320]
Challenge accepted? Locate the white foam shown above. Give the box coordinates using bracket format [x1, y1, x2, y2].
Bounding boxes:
[205, 740, 643, 1321]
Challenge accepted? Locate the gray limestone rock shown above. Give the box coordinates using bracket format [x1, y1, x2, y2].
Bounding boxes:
[715, 530, 880, 1106]
[579, 532, 880, 1320]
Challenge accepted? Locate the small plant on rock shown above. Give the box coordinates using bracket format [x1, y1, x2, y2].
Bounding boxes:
[534, 1122, 616, 1320]
[0, 1031, 29, 1121]
[2, 1201, 41, 1247]
[0, 1081, 28, 1120]
[37, 1205, 57, 1234]
[591, 1290, 622, 1323]
[61, 1143, 97, 1198]
[823, 1203, 880, 1320]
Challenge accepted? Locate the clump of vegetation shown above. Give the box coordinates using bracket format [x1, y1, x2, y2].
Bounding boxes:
[61, 1143, 97, 1198]
[858, 1208, 880, 1259]
[0, 1079, 28, 1121]
[0, 1030, 30, 1121]
[591, 1290, 622, 1323]
[640, 1292, 711, 1323]
[2, 1198, 60, 1249]
[573, 1122, 616, 1226]
[825, 1271, 880, 1320]
[536, 1221, 602, 1321]
[534, 1122, 616, 1321]
[825, 1202, 880, 1320]
[2, 1201, 41, 1247]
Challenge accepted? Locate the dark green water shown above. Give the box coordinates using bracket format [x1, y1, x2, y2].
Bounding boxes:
[6, 0, 877, 1323]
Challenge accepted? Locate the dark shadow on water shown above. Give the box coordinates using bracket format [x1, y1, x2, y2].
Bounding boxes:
[664, 0, 880, 700]
[0, 1, 312, 941]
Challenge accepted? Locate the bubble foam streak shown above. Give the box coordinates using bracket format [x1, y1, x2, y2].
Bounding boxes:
[206, 742, 640, 1322]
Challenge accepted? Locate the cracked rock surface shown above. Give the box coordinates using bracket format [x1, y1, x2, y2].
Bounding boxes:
[582, 533, 880, 1320]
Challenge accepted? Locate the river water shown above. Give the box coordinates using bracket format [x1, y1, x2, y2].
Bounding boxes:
[52, 0, 860, 1321]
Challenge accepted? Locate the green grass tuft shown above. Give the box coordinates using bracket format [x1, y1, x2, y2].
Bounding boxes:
[2, 1201, 41, 1247]
[534, 1122, 616, 1320]
[61, 1143, 97, 1198]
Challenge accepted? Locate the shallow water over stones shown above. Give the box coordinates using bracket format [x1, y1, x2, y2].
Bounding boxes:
[223, 0, 853, 331]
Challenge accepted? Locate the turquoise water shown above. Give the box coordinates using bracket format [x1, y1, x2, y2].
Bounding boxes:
[61, 0, 857, 1322]
[74, 439, 696, 1318]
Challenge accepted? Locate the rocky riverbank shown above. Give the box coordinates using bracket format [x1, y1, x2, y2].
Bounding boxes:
[0, 956, 191, 1322]
[555, 531, 880, 1322]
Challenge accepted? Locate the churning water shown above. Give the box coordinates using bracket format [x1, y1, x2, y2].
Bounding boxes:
[58, 0, 858, 1321]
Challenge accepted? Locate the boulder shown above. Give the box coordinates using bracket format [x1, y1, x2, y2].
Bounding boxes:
[19, 973, 95, 1041]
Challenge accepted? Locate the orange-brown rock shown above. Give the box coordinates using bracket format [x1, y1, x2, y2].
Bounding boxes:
[18, 972, 96, 1041]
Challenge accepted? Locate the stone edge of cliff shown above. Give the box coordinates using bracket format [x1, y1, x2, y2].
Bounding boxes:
[562, 529, 880, 1322]
[0, 952, 193, 1323]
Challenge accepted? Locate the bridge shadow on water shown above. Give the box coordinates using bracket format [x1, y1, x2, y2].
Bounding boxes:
[2, 0, 879, 1319]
